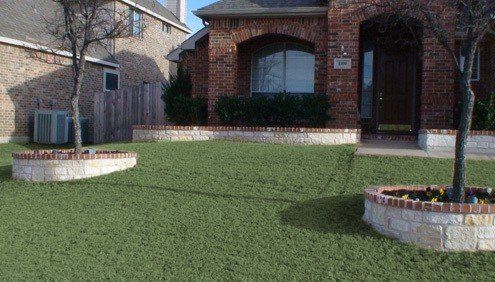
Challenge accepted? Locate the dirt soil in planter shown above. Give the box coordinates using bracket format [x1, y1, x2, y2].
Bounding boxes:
[382, 186, 494, 204]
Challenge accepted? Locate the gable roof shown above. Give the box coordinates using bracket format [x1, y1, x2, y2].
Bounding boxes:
[167, 27, 210, 62]
[194, 0, 328, 18]
[0, 0, 119, 65]
[123, 0, 190, 32]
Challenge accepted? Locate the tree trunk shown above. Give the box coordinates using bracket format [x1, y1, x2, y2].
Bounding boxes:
[71, 93, 83, 153]
[71, 55, 87, 154]
[452, 85, 475, 203]
[452, 39, 477, 203]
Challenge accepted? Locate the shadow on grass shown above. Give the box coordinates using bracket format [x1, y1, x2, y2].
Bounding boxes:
[0, 165, 12, 182]
[69, 181, 375, 237]
[71, 181, 299, 205]
[280, 194, 375, 236]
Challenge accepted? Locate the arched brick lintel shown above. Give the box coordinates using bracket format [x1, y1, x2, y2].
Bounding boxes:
[231, 24, 319, 46]
[338, 3, 423, 25]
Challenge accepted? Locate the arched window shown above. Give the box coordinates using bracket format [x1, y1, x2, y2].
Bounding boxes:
[251, 43, 315, 95]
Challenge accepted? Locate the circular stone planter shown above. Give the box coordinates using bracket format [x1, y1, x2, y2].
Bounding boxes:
[364, 186, 495, 252]
[12, 150, 138, 182]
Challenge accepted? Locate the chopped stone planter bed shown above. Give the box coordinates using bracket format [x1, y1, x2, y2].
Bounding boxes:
[364, 186, 495, 252]
[419, 129, 495, 154]
[12, 150, 138, 182]
[132, 125, 360, 145]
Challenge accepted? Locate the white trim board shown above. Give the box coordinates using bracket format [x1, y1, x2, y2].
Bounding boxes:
[0, 36, 120, 68]
[120, 0, 191, 34]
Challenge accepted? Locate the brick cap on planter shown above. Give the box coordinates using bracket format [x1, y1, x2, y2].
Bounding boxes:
[419, 129, 495, 136]
[132, 125, 361, 133]
[12, 150, 138, 160]
[365, 186, 495, 214]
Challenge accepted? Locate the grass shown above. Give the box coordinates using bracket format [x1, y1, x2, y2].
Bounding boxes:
[0, 141, 495, 279]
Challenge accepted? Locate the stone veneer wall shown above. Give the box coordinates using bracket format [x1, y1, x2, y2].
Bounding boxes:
[12, 150, 137, 182]
[364, 186, 495, 252]
[133, 125, 360, 145]
[419, 129, 495, 153]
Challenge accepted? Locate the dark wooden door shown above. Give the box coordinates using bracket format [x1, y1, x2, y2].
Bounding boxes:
[376, 50, 417, 132]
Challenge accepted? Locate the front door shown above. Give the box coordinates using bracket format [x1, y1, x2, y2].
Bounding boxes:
[375, 49, 417, 133]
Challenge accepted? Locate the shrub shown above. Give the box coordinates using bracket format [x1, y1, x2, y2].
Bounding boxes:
[300, 94, 331, 128]
[214, 96, 247, 125]
[215, 93, 330, 127]
[167, 96, 208, 126]
[162, 67, 207, 125]
[472, 93, 495, 131]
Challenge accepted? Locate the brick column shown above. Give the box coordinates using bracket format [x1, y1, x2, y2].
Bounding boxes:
[420, 32, 456, 129]
[327, 6, 360, 129]
[420, 19, 457, 129]
[207, 29, 238, 125]
[314, 35, 328, 96]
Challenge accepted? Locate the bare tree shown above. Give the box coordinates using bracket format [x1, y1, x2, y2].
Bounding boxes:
[45, 0, 140, 153]
[357, 0, 495, 202]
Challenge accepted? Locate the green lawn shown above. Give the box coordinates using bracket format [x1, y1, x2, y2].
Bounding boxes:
[1, 141, 495, 279]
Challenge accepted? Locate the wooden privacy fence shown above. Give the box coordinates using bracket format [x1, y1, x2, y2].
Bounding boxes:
[93, 83, 165, 144]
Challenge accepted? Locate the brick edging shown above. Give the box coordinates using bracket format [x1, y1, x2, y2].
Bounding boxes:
[12, 150, 138, 160]
[419, 129, 495, 136]
[365, 186, 495, 214]
[132, 125, 361, 133]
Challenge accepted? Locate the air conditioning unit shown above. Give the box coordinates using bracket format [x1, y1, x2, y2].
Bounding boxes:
[33, 110, 70, 144]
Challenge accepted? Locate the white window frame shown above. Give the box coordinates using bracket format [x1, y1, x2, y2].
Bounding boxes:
[460, 47, 481, 82]
[131, 9, 143, 37]
[103, 69, 120, 91]
[250, 43, 315, 96]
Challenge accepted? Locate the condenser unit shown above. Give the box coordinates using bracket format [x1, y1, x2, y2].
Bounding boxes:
[33, 110, 70, 144]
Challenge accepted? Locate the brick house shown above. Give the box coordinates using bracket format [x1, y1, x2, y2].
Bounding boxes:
[0, 0, 191, 143]
[169, 0, 495, 139]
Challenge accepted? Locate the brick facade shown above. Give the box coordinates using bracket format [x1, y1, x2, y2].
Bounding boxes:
[0, 0, 188, 143]
[181, 37, 210, 98]
[114, 2, 186, 88]
[205, 17, 328, 124]
[181, 2, 495, 131]
[0, 44, 103, 142]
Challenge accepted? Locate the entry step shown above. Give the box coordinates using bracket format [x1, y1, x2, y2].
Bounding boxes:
[361, 134, 417, 142]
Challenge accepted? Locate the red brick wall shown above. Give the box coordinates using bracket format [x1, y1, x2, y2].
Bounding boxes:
[327, 0, 457, 129]
[181, 1, 494, 130]
[180, 37, 210, 98]
[206, 17, 328, 124]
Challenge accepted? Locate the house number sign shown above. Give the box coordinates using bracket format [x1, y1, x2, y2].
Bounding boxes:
[334, 58, 352, 69]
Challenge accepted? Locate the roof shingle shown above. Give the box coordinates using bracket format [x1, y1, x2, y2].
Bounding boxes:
[198, 0, 327, 11]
